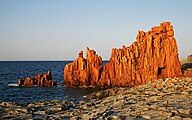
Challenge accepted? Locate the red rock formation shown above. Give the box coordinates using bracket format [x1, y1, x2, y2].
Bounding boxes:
[99, 22, 182, 87]
[18, 70, 57, 87]
[64, 22, 182, 88]
[183, 70, 192, 77]
[64, 47, 102, 87]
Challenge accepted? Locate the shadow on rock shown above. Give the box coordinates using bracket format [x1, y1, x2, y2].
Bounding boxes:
[182, 63, 192, 70]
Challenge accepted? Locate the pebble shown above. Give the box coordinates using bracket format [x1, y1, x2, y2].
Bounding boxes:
[47, 107, 62, 111]
[34, 110, 46, 115]
[170, 116, 182, 120]
[141, 114, 151, 119]
[178, 109, 192, 115]
[111, 115, 120, 119]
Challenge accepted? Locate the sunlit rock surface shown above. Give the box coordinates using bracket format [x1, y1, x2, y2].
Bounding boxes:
[18, 70, 57, 87]
[64, 22, 182, 88]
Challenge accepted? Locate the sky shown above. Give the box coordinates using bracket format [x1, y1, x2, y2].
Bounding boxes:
[0, 0, 192, 61]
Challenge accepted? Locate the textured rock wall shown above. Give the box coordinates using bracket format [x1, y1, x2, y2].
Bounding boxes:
[18, 70, 57, 87]
[64, 47, 102, 87]
[99, 22, 182, 88]
[64, 22, 182, 88]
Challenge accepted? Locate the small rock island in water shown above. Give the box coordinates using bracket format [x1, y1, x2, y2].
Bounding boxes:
[18, 70, 57, 87]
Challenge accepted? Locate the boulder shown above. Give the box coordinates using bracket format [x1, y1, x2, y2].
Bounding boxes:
[64, 22, 182, 88]
[18, 70, 57, 87]
[183, 69, 192, 77]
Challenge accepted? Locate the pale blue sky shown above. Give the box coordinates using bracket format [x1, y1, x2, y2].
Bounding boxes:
[0, 0, 192, 60]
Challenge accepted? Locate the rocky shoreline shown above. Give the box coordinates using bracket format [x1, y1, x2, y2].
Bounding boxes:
[1, 77, 192, 119]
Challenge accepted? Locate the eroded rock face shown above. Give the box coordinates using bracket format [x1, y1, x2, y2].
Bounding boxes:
[99, 22, 182, 87]
[18, 70, 57, 87]
[64, 22, 182, 88]
[64, 47, 102, 87]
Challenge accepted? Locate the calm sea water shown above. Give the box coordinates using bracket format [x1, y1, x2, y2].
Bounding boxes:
[0, 61, 104, 103]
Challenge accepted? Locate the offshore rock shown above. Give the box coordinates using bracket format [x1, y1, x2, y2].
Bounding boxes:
[18, 70, 57, 87]
[64, 47, 102, 87]
[64, 22, 182, 88]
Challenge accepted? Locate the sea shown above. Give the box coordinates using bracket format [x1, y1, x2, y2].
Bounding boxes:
[0, 61, 105, 104]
